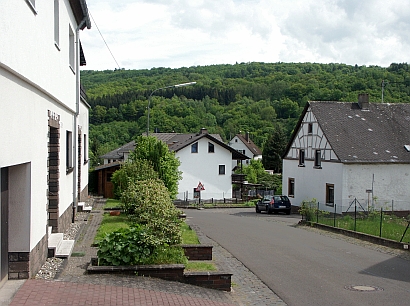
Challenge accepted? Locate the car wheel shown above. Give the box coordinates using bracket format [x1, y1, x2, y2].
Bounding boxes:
[286, 209, 291, 215]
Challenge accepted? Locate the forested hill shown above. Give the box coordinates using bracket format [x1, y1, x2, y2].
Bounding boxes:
[82, 62, 410, 168]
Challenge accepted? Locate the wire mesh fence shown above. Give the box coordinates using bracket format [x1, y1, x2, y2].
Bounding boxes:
[300, 198, 410, 243]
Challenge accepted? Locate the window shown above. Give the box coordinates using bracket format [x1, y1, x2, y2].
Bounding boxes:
[66, 131, 73, 172]
[288, 178, 295, 197]
[83, 134, 87, 163]
[326, 184, 334, 205]
[54, 0, 60, 48]
[25, 0, 37, 14]
[191, 142, 198, 153]
[314, 150, 321, 168]
[308, 123, 313, 134]
[208, 142, 214, 153]
[298, 149, 305, 166]
[219, 165, 226, 175]
[69, 26, 75, 72]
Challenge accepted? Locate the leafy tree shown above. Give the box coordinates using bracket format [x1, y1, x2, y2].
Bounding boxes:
[130, 136, 182, 199]
[237, 159, 266, 184]
[262, 125, 287, 173]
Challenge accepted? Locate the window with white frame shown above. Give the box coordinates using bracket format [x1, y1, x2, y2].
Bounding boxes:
[298, 149, 305, 166]
[191, 142, 198, 153]
[326, 184, 334, 205]
[308, 123, 313, 134]
[288, 178, 295, 197]
[314, 149, 321, 168]
[66, 131, 73, 172]
[84, 134, 87, 163]
[54, 0, 60, 48]
[208, 142, 214, 153]
[219, 165, 226, 175]
[69, 26, 75, 72]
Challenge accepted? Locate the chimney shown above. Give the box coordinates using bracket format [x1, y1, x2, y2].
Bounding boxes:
[358, 93, 369, 110]
[199, 128, 208, 135]
[245, 132, 250, 143]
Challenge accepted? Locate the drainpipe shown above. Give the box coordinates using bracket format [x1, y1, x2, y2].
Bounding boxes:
[72, 18, 86, 223]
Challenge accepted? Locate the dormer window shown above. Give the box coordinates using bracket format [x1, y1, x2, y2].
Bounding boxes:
[191, 142, 198, 153]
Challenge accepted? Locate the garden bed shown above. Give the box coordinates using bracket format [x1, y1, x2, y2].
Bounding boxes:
[87, 258, 232, 291]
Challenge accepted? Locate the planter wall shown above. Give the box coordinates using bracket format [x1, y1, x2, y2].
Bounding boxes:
[180, 244, 213, 261]
[87, 259, 232, 291]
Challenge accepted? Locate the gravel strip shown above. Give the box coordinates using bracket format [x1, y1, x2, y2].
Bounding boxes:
[35, 207, 93, 280]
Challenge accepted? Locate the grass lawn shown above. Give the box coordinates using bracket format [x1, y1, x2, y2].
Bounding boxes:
[104, 199, 122, 209]
[315, 214, 410, 243]
[94, 213, 129, 243]
[185, 261, 217, 272]
[94, 213, 200, 244]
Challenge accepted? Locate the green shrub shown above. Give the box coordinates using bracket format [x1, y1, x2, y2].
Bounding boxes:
[111, 159, 158, 199]
[97, 225, 187, 266]
[97, 225, 159, 266]
[121, 179, 182, 245]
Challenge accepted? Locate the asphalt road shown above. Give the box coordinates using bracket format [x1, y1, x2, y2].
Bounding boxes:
[184, 208, 410, 306]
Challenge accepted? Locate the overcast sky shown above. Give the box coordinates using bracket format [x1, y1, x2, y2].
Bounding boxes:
[80, 0, 410, 71]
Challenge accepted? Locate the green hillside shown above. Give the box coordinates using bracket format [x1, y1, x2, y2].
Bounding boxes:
[82, 62, 410, 168]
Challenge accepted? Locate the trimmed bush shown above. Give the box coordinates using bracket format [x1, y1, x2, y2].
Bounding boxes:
[121, 179, 182, 245]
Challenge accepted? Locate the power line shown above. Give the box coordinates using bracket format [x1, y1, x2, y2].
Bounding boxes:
[89, 11, 121, 70]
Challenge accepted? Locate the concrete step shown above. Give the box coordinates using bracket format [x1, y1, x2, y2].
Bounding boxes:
[77, 201, 92, 212]
[55, 240, 75, 258]
[48, 233, 75, 258]
[48, 233, 63, 257]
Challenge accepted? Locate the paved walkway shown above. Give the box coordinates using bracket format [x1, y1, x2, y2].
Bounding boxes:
[5, 198, 285, 306]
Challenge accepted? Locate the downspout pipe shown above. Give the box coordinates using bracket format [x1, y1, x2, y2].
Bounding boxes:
[72, 18, 87, 223]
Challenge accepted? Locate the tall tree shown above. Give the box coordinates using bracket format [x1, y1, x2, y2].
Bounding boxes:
[130, 136, 182, 199]
[262, 125, 287, 173]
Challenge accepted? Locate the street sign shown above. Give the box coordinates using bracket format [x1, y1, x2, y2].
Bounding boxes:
[196, 181, 205, 191]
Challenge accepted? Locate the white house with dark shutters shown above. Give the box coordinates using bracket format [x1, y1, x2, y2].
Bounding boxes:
[0, 0, 91, 282]
[282, 94, 410, 213]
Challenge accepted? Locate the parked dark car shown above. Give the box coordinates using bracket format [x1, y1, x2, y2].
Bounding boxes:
[255, 195, 291, 215]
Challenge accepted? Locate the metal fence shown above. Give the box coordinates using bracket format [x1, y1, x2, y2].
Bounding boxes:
[301, 198, 410, 243]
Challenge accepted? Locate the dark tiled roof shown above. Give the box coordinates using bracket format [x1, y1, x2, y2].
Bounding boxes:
[94, 161, 122, 171]
[235, 134, 262, 156]
[150, 132, 248, 160]
[100, 141, 136, 160]
[309, 101, 410, 163]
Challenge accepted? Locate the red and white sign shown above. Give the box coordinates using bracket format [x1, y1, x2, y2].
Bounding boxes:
[196, 181, 205, 191]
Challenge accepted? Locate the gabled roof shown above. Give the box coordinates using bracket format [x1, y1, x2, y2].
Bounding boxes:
[100, 141, 136, 160]
[151, 130, 250, 160]
[234, 134, 262, 156]
[69, 0, 91, 30]
[286, 100, 410, 163]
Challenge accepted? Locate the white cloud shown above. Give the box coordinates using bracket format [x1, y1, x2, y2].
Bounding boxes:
[80, 0, 410, 70]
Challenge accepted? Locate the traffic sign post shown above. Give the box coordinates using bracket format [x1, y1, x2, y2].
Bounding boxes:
[195, 181, 205, 207]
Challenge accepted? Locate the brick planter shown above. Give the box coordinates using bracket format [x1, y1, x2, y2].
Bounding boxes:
[87, 263, 185, 281]
[180, 245, 213, 260]
[87, 258, 232, 291]
[184, 272, 232, 291]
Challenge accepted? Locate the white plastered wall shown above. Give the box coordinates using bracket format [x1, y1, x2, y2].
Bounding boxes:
[177, 138, 233, 199]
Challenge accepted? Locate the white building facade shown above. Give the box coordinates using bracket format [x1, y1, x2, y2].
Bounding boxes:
[0, 0, 90, 282]
[176, 137, 234, 200]
[282, 97, 410, 213]
[229, 133, 262, 170]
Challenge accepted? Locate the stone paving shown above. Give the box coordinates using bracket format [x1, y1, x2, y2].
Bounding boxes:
[8, 198, 286, 306]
